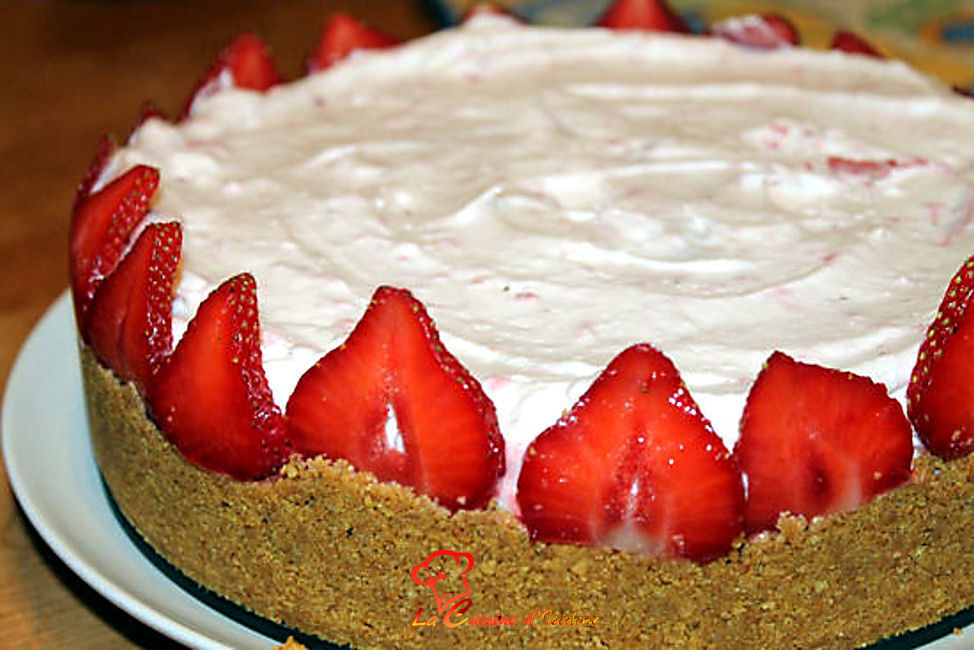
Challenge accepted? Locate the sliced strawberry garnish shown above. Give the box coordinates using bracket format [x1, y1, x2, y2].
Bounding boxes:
[127, 100, 167, 143]
[307, 13, 400, 72]
[286, 286, 504, 511]
[85, 222, 181, 391]
[829, 30, 881, 58]
[516, 344, 744, 564]
[461, 3, 522, 23]
[148, 273, 290, 480]
[736, 352, 913, 535]
[70, 164, 159, 329]
[595, 0, 690, 33]
[908, 256, 974, 460]
[72, 135, 116, 216]
[712, 13, 799, 48]
[181, 33, 281, 118]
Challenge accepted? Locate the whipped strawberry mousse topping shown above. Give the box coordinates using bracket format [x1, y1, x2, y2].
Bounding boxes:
[100, 16, 974, 507]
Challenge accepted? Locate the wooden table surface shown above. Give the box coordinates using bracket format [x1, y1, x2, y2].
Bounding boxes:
[0, 2, 437, 647]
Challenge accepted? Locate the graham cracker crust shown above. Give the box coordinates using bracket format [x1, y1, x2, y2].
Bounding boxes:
[81, 346, 974, 649]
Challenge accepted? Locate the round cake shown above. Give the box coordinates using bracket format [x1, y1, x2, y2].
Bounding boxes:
[72, 8, 973, 649]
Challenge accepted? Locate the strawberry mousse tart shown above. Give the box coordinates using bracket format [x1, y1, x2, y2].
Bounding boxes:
[71, 2, 972, 648]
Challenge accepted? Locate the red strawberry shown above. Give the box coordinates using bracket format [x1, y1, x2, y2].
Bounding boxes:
[712, 13, 799, 49]
[286, 286, 504, 511]
[735, 352, 913, 535]
[461, 3, 522, 23]
[307, 13, 400, 72]
[596, 0, 690, 33]
[85, 222, 181, 390]
[149, 273, 290, 480]
[181, 33, 281, 118]
[516, 344, 744, 564]
[127, 100, 167, 143]
[908, 256, 974, 460]
[70, 164, 159, 329]
[829, 30, 880, 58]
[72, 135, 116, 216]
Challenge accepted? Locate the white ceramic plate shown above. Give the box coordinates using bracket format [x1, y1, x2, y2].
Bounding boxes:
[2, 293, 971, 649]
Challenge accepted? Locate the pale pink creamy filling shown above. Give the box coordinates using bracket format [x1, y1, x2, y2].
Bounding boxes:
[100, 16, 974, 508]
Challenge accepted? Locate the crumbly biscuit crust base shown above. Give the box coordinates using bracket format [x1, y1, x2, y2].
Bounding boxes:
[81, 347, 973, 649]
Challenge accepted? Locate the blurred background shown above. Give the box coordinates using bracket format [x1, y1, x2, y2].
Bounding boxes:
[1, 0, 972, 647]
[433, 0, 974, 85]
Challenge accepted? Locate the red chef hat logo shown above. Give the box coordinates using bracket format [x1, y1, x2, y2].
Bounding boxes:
[410, 549, 475, 617]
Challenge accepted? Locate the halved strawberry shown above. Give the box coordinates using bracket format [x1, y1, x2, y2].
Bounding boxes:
[712, 13, 799, 49]
[85, 222, 181, 391]
[181, 33, 281, 118]
[307, 13, 400, 72]
[595, 0, 690, 33]
[908, 256, 974, 460]
[829, 30, 880, 58]
[72, 135, 116, 216]
[127, 100, 167, 143]
[70, 164, 159, 329]
[461, 3, 522, 23]
[286, 286, 504, 511]
[516, 344, 744, 564]
[735, 352, 913, 535]
[148, 273, 290, 480]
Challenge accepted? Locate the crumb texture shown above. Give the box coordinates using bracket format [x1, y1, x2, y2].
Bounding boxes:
[82, 348, 974, 649]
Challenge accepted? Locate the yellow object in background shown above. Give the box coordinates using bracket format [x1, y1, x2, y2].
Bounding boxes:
[430, 0, 974, 89]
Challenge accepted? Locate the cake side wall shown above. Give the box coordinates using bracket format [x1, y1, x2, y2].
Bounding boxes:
[80, 347, 974, 649]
